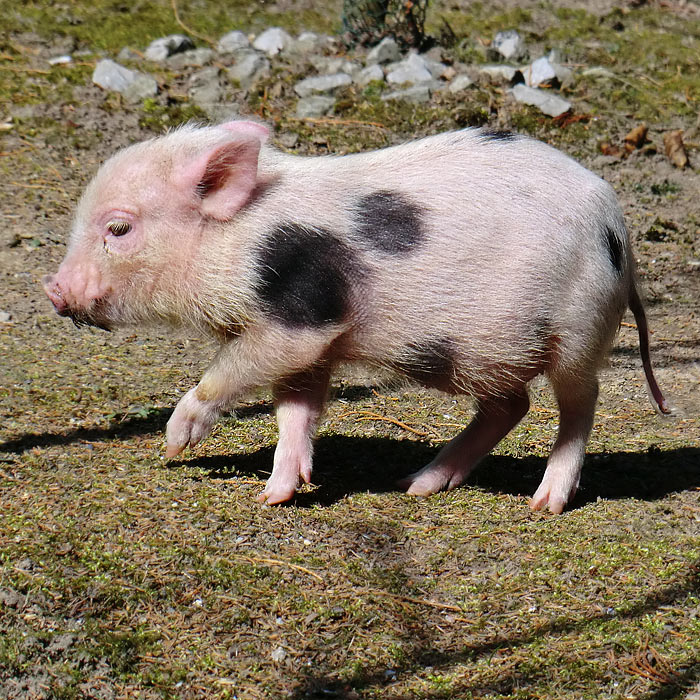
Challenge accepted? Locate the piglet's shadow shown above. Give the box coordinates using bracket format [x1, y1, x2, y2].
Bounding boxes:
[173, 435, 700, 509]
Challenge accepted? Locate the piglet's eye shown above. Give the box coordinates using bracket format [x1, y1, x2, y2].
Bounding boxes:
[107, 220, 132, 236]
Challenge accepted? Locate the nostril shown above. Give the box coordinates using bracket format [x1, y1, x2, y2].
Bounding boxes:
[42, 276, 68, 313]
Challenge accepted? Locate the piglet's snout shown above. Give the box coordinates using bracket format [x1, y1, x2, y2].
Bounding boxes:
[42, 264, 111, 315]
[42, 274, 70, 315]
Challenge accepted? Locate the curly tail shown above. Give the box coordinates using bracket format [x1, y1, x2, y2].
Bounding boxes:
[628, 280, 671, 414]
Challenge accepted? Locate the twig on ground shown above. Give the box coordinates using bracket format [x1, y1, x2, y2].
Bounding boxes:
[237, 555, 324, 582]
[170, 0, 215, 45]
[338, 409, 434, 437]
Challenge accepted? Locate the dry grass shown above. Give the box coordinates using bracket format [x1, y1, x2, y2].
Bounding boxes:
[1, 1, 699, 698]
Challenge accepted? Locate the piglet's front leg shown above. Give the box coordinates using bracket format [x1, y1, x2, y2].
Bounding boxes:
[165, 386, 224, 459]
[258, 364, 332, 505]
[165, 324, 338, 485]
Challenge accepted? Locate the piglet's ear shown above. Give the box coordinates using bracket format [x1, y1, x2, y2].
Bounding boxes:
[218, 120, 270, 143]
[192, 137, 262, 221]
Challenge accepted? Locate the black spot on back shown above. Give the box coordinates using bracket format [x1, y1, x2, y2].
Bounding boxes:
[254, 224, 362, 328]
[604, 225, 624, 275]
[479, 129, 518, 142]
[393, 339, 456, 386]
[352, 190, 426, 255]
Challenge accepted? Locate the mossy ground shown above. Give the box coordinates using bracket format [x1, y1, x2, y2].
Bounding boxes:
[1, 1, 699, 698]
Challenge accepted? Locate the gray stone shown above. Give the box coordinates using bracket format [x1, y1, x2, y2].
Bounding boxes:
[92, 59, 158, 102]
[217, 30, 250, 54]
[145, 34, 194, 62]
[448, 74, 474, 93]
[366, 36, 402, 65]
[253, 27, 293, 56]
[294, 73, 352, 98]
[490, 29, 526, 61]
[552, 62, 574, 88]
[278, 132, 299, 149]
[386, 53, 433, 85]
[478, 64, 519, 83]
[289, 32, 332, 55]
[189, 66, 220, 87]
[167, 48, 214, 70]
[227, 51, 270, 88]
[510, 83, 571, 117]
[188, 67, 222, 108]
[296, 95, 335, 118]
[381, 84, 432, 103]
[355, 63, 384, 87]
[205, 104, 240, 122]
[524, 56, 557, 87]
[311, 56, 362, 76]
[420, 54, 449, 80]
[0, 311, 11, 323]
[117, 47, 141, 62]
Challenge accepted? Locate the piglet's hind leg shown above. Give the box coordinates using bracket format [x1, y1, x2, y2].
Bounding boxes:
[258, 365, 332, 505]
[530, 376, 598, 514]
[398, 390, 530, 496]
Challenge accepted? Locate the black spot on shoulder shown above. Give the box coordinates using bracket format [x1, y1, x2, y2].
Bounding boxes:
[254, 224, 363, 328]
[603, 225, 624, 275]
[352, 190, 426, 255]
[394, 339, 456, 386]
[479, 129, 519, 142]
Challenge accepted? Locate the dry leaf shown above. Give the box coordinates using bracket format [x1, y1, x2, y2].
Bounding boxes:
[624, 123, 648, 151]
[600, 141, 623, 157]
[663, 130, 689, 169]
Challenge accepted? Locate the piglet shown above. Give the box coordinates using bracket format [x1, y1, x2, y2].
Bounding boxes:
[43, 121, 669, 512]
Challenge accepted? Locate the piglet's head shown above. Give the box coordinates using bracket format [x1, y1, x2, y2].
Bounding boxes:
[42, 120, 269, 331]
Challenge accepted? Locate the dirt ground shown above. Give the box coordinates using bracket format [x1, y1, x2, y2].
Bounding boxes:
[1, 1, 699, 698]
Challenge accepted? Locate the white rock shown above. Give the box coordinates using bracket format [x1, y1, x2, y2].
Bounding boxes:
[227, 51, 270, 88]
[271, 647, 287, 663]
[479, 65, 519, 82]
[167, 48, 214, 69]
[253, 27, 293, 56]
[386, 54, 433, 85]
[294, 73, 352, 98]
[92, 59, 158, 101]
[145, 34, 194, 62]
[552, 63, 574, 87]
[366, 36, 401, 65]
[48, 55, 72, 65]
[382, 84, 432, 103]
[0, 311, 11, 323]
[510, 84, 571, 117]
[525, 56, 557, 87]
[491, 29, 526, 61]
[296, 95, 335, 118]
[291, 32, 331, 54]
[420, 54, 449, 80]
[355, 63, 384, 87]
[448, 74, 474, 93]
[217, 30, 250, 54]
[188, 67, 222, 107]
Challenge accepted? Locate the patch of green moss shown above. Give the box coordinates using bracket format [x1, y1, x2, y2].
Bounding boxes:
[429, 2, 533, 48]
[139, 95, 208, 133]
[0, 0, 341, 52]
[89, 625, 161, 676]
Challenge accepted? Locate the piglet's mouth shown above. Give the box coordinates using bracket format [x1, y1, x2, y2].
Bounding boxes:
[43, 276, 113, 331]
[66, 308, 113, 332]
